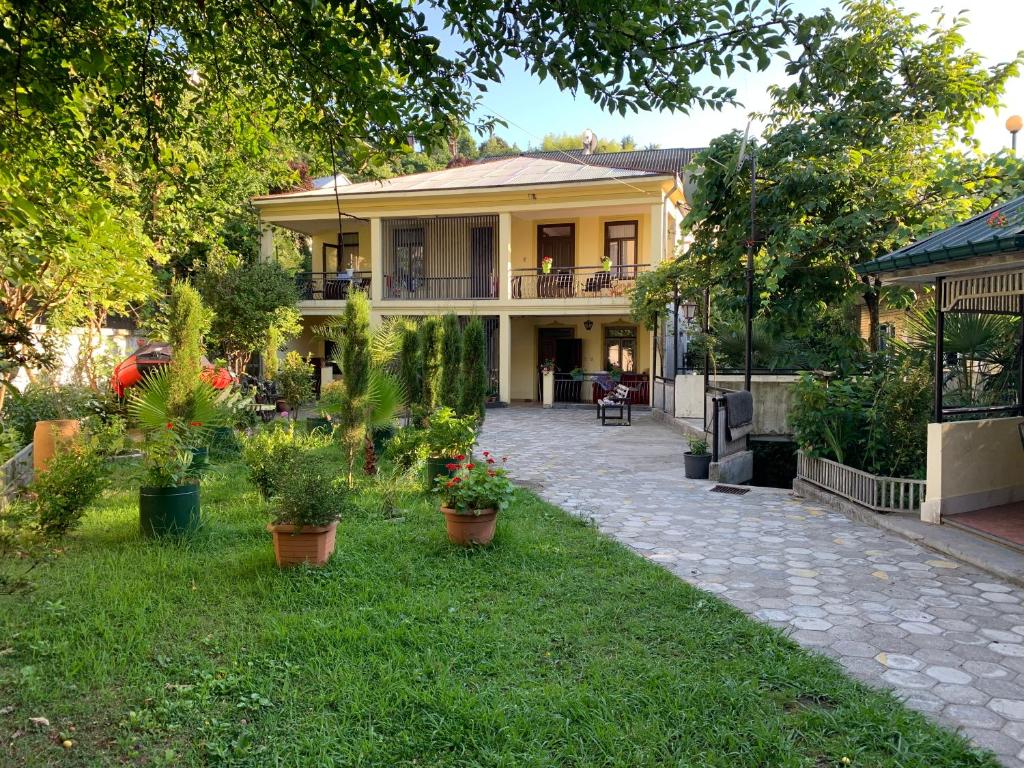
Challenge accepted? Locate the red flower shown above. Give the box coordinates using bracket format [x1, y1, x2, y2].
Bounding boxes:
[466, 463, 475, 469]
[166, 422, 174, 429]
[487, 470, 496, 477]
[486, 458, 496, 464]
[445, 463, 458, 471]
[190, 421, 203, 427]
[482, 450, 490, 456]
[454, 454, 465, 460]
[445, 479, 456, 488]
[452, 476, 462, 483]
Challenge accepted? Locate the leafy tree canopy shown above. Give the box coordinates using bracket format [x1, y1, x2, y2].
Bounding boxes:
[539, 133, 638, 152]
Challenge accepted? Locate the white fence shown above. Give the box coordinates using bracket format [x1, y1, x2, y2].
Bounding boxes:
[796, 451, 926, 514]
[1, 443, 34, 506]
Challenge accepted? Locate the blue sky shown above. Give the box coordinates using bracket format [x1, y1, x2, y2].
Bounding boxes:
[424, 1, 1024, 154]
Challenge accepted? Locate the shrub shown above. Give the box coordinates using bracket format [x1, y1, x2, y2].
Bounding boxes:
[0, 428, 21, 465]
[438, 313, 463, 409]
[398, 323, 422, 411]
[29, 438, 107, 536]
[418, 316, 443, 410]
[272, 450, 348, 527]
[458, 317, 488, 421]
[241, 423, 329, 499]
[382, 426, 427, 470]
[422, 407, 476, 458]
[166, 280, 212, 415]
[2, 383, 102, 446]
[275, 351, 314, 417]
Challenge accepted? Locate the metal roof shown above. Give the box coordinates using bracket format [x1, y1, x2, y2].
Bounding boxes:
[255, 154, 670, 201]
[857, 195, 1024, 275]
[481, 147, 703, 175]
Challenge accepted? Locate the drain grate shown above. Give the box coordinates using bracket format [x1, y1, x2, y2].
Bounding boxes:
[709, 484, 750, 496]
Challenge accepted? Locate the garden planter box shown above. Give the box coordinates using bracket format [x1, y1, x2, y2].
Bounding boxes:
[683, 452, 711, 479]
[442, 507, 497, 546]
[140, 484, 200, 538]
[267, 521, 338, 567]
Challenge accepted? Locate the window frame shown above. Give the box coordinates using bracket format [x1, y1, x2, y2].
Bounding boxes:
[604, 220, 638, 278]
[603, 324, 638, 373]
[322, 232, 360, 273]
[536, 222, 576, 270]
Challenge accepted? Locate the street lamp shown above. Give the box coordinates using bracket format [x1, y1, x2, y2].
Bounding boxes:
[1008, 115, 1023, 153]
[680, 299, 698, 324]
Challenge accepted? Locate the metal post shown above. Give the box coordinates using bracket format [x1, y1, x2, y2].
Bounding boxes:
[703, 287, 710, 427]
[711, 396, 720, 462]
[744, 151, 756, 392]
[673, 284, 680, 375]
[1018, 295, 1024, 415]
[934, 277, 944, 423]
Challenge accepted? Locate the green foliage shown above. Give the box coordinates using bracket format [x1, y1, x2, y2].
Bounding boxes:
[438, 314, 463, 410]
[539, 133, 637, 152]
[1, 383, 104, 446]
[381, 426, 428, 470]
[241, 423, 330, 499]
[166, 281, 212, 416]
[418, 317, 444, 410]
[398, 322, 423, 412]
[29, 437, 107, 537]
[272, 450, 348, 528]
[263, 325, 282, 382]
[687, 436, 709, 456]
[337, 291, 371, 404]
[274, 352, 314, 416]
[458, 317, 488, 421]
[791, 362, 931, 478]
[201, 262, 300, 374]
[435, 453, 514, 514]
[422, 407, 477, 459]
[0, 428, 20, 465]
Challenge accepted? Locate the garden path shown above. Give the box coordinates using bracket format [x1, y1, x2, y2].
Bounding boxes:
[480, 407, 1024, 767]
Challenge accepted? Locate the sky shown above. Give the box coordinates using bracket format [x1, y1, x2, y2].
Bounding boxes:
[425, 1, 1024, 154]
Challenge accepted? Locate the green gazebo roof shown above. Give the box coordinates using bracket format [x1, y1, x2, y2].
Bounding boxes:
[856, 195, 1024, 276]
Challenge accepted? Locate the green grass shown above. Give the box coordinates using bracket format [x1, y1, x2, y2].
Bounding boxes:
[0, 459, 997, 767]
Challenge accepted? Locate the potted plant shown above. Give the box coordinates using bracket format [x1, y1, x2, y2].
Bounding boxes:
[684, 435, 712, 479]
[266, 450, 347, 567]
[435, 451, 513, 546]
[540, 358, 556, 375]
[541, 256, 553, 274]
[570, 366, 585, 382]
[601, 255, 613, 272]
[609, 363, 624, 382]
[422, 407, 476, 489]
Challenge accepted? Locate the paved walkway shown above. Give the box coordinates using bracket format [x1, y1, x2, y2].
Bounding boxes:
[480, 407, 1024, 766]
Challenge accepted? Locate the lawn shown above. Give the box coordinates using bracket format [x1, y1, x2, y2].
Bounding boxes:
[0, 459, 997, 767]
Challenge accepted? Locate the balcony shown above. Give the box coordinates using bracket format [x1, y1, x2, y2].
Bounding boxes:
[296, 271, 371, 301]
[511, 264, 650, 300]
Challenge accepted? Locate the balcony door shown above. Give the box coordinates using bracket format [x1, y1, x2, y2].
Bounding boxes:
[605, 220, 638, 278]
[537, 223, 575, 270]
[470, 225, 495, 298]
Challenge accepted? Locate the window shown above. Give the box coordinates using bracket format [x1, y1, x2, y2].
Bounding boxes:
[604, 220, 637, 278]
[604, 326, 637, 372]
[394, 227, 424, 290]
[879, 323, 895, 350]
[537, 223, 575, 270]
[322, 232, 360, 273]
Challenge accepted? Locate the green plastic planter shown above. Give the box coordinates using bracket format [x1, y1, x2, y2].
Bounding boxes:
[424, 456, 457, 490]
[139, 484, 201, 538]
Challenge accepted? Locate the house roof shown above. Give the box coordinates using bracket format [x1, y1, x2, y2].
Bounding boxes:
[481, 147, 703, 175]
[253, 154, 676, 202]
[856, 195, 1024, 276]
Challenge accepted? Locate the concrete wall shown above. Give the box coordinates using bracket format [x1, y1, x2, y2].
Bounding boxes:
[674, 374, 799, 436]
[921, 416, 1024, 523]
[10, 326, 144, 393]
[509, 211, 651, 270]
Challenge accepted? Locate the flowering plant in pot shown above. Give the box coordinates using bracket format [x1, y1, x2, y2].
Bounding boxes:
[541, 256, 553, 274]
[601, 256, 613, 272]
[683, 435, 712, 480]
[266, 450, 347, 567]
[421, 407, 476, 488]
[434, 451, 513, 545]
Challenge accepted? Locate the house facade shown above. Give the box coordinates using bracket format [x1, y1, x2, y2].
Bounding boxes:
[252, 149, 696, 405]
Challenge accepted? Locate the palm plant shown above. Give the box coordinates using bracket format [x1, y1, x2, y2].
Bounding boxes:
[362, 369, 407, 474]
[127, 367, 241, 437]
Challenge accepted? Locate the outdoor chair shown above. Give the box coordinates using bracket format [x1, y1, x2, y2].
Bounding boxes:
[597, 383, 632, 426]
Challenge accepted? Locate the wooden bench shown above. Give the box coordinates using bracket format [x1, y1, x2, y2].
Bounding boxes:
[596, 383, 632, 426]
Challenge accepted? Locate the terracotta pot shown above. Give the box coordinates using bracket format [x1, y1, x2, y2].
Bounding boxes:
[441, 507, 498, 546]
[32, 419, 81, 472]
[267, 520, 338, 567]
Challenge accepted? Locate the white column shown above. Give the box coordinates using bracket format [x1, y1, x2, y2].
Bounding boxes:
[648, 202, 666, 266]
[370, 218, 383, 303]
[541, 369, 554, 408]
[259, 223, 274, 263]
[498, 212, 512, 301]
[499, 313, 512, 404]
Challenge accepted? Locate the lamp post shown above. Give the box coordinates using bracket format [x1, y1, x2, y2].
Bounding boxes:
[1008, 115, 1023, 154]
[742, 150, 757, 393]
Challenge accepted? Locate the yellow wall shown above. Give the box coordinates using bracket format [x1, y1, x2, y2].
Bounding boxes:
[509, 212, 650, 271]
[310, 219, 371, 273]
[509, 316, 650, 401]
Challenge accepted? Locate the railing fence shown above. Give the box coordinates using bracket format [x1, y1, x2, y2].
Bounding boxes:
[796, 451, 926, 514]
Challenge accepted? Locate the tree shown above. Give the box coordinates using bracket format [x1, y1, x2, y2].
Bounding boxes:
[677, 1, 1023, 365]
[335, 291, 371, 483]
[398, 322, 423, 415]
[459, 318, 488, 421]
[165, 281, 211, 416]
[418, 317, 444, 410]
[438, 314, 463, 409]
[478, 135, 522, 158]
[201, 261, 301, 375]
[539, 133, 641, 153]
[275, 352, 314, 419]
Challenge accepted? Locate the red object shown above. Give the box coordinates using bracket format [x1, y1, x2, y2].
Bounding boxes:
[111, 342, 234, 396]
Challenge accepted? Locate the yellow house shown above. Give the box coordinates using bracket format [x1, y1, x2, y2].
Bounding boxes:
[252, 149, 695, 405]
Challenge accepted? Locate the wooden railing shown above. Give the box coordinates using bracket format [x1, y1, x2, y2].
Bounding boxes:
[1, 443, 33, 507]
[796, 451, 926, 514]
[511, 264, 650, 300]
[296, 272, 372, 301]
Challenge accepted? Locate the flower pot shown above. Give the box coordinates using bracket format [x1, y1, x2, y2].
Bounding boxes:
[306, 417, 331, 434]
[267, 521, 338, 567]
[442, 507, 498, 546]
[683, 452, 711, 480]
[32, 419, 81, 472]
[424, 456, 457, 489]
[140, 484, 201, 538]
[190, 446, 209, 470]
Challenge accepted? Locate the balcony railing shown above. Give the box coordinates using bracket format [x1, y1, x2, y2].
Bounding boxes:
[296, 272, 372, 301]
[381, 275, 498, 301]
[548, 371, 650, 406]
[512, 264, 650, 300]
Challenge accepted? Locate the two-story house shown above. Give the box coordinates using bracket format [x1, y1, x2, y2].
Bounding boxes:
[252, 148, 697, 405]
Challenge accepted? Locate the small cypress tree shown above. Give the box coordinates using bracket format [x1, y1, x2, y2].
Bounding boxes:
[338, 290, 371, 483]
[398, 321, 422, 411]
[438, 313, 463, 409]
[166, 280, 211, 417]
[458, 317, 488, 422]
[418, 316, 443, 410]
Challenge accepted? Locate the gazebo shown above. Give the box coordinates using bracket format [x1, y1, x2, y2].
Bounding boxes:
[857, 194, 1024, 542]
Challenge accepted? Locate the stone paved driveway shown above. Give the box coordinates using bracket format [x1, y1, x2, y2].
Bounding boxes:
[480, 407, 1024, 766]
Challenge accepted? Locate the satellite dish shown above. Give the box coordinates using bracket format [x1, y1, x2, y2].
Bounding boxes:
[582, 128, 598, 155]
[682, 165, 703, 206]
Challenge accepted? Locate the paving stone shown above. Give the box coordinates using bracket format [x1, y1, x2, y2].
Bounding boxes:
[992, 698, 1024, 720]
[945, 704, 1005, 729]
[925, 666, 974, 685]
